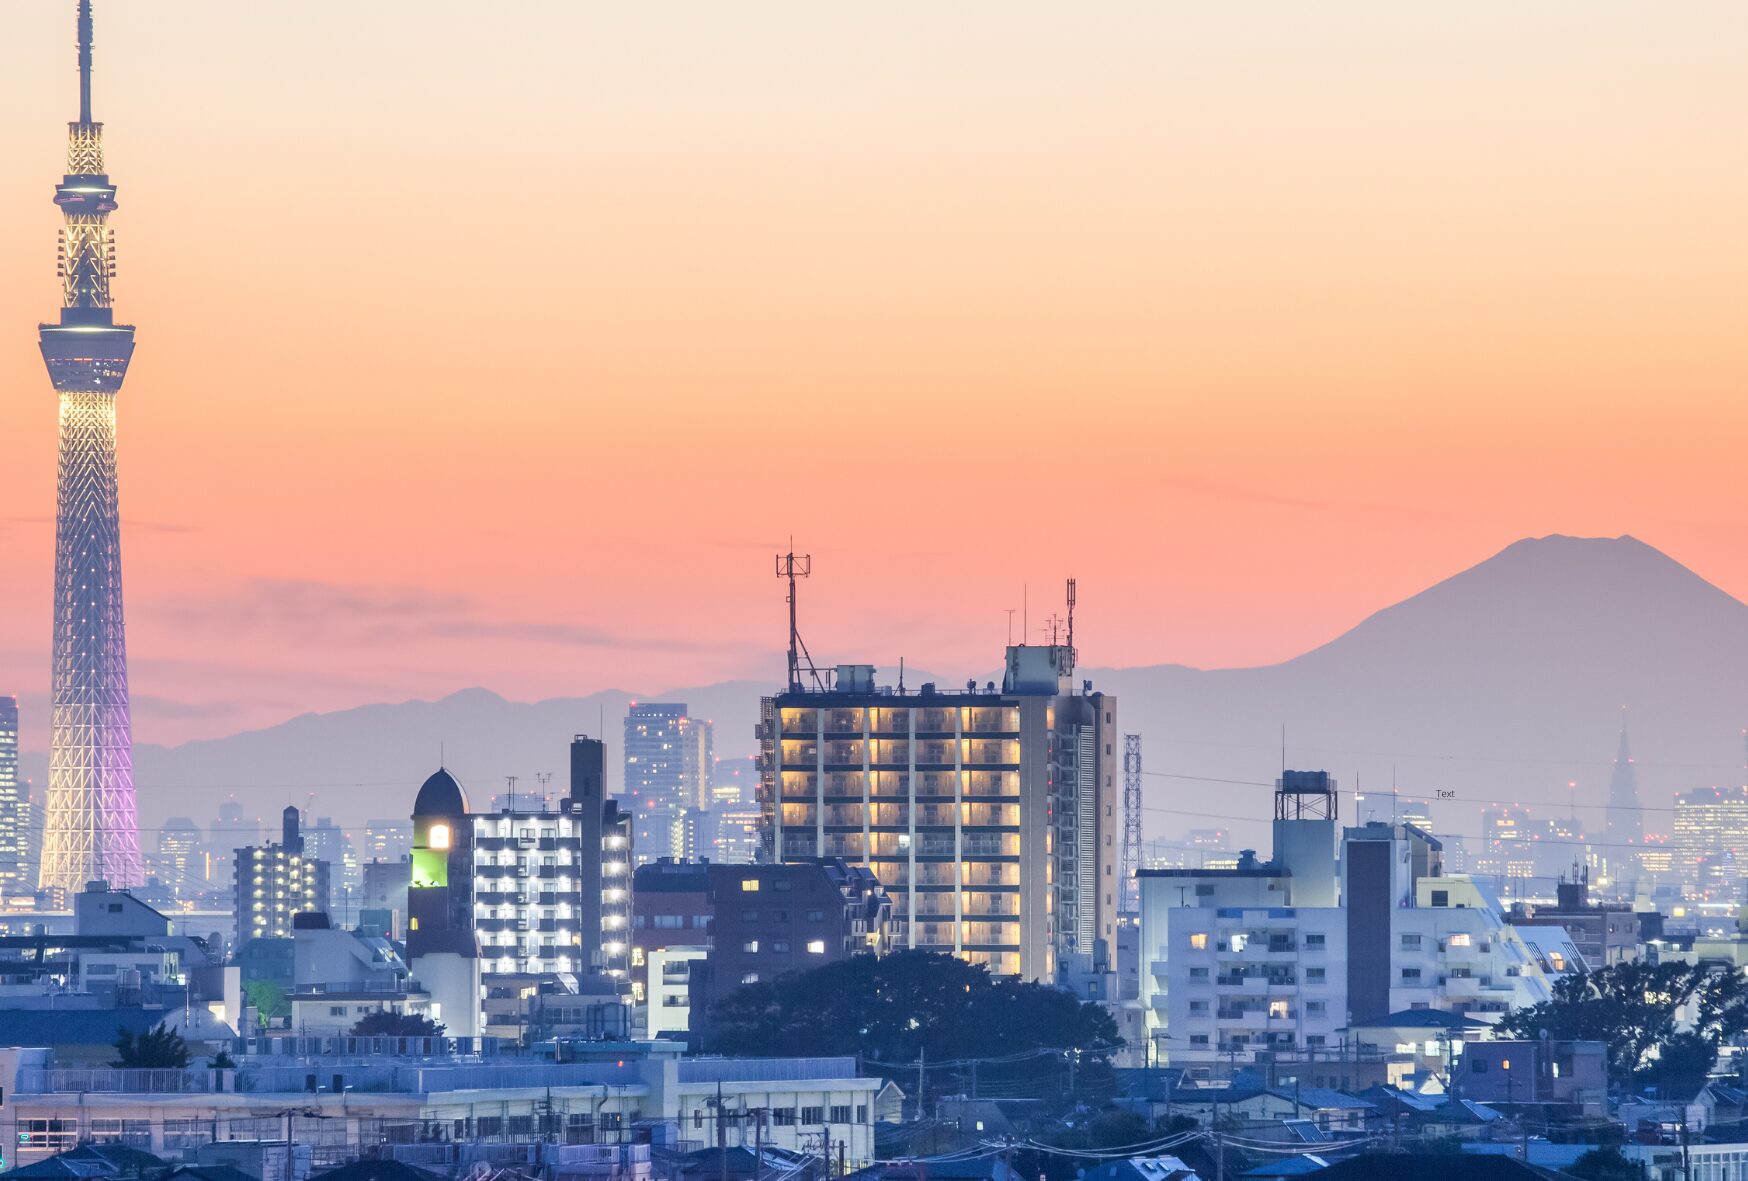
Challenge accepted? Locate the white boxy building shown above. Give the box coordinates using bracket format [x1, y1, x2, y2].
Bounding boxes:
[1138, 772, 1581, 1079]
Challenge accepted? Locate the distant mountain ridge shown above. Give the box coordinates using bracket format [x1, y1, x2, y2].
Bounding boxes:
[27, 535, 1748, 846]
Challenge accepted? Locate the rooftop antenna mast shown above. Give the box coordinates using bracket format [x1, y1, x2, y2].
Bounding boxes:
[536, 772, 553, 809]
[505, 775, 518, 813]
[1065, 578, 1077, 678]
[776, 545, 823, 691]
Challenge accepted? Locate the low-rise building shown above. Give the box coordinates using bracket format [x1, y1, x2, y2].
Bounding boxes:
[0, 1048, 886, 1173]
[1509, 875, 1639, 967]
[1450, 1038, 1608, 1116]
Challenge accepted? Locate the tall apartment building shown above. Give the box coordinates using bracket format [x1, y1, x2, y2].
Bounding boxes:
[234, 807, 330, 942]
[571, 735, 634, 979]
[470, 802, 595, 977]
[760, 644, 1118, 981]
[0, 696, 31, 898]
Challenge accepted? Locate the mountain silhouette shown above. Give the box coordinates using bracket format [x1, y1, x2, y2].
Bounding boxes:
[1089, 534, 1748, 851]
[50, 535, 1747, 850]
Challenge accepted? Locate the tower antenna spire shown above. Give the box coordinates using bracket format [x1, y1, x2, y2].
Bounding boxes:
[77, 0, 94, 124]
[38, 0, 143, 894]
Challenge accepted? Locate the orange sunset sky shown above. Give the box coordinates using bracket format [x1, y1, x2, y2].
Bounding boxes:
[1, 2, 1745, 754]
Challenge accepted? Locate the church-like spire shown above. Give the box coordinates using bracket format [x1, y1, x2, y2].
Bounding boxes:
[1606, 707, 1644, 852]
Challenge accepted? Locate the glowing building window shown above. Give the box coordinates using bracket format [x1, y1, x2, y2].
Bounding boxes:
[430, 823, 451, 850]
[1189, 933, 1209, 950]
[741, 879, 760, 892]
[807, 940, 826, 955]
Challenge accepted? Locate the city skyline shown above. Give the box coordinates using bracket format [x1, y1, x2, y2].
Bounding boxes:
[1, 3, 1745, 749]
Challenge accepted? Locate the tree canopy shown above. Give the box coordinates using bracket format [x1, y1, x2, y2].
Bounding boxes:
[705, 950, 1119, 1110]
[351, 1010, 446, 1038]
[1498, 959, 1748, 1087]
[113, 1021, 190, 1069]
[707, 950, 1117, 1061]
[243, 979, 289, 1027]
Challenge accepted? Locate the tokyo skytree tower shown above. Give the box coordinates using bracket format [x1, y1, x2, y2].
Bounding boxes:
[37, 0, 143, 892]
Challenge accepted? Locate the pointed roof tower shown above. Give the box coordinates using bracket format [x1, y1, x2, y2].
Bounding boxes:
[1606, 708, 1644, 848]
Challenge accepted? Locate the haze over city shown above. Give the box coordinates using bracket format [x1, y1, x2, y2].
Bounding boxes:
[2, 2, 1745, 757]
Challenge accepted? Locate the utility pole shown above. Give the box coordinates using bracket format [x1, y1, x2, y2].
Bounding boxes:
[916, 1046, 925, 1120]
[754, 1108, 765, 1181]
[717, 1081, 728, 1181]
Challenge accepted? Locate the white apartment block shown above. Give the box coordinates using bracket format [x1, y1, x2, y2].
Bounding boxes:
[1138, 777, 1573, 1076]
[470, 807, 591, 978]
[1160, 904, 1348, 1073]
[1389, 874, 1562, 1020]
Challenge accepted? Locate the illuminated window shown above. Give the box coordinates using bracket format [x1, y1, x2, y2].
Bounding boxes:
[807, 940, 826, 955]
[1189, 933, 1209, 950]
[741, 879, 760, 892]
[1448, 933, 1471, 947]
[430, 823, 451, 851]
[409, 917, 419, 931]
[1268, 1000, 1289, 1019]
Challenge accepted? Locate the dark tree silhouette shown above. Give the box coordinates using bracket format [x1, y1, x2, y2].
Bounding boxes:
[1498, 959, 1748, 1085]
[113, 1021, 190, 1069]
[350, 1010, 446, 1038]
[706, 950, 1119, 1109]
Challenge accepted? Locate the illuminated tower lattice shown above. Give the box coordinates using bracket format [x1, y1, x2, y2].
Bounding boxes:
[37, 0, 142, 892]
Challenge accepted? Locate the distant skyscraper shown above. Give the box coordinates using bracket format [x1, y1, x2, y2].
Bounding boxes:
[154, 816, 202, 896]
[301, 816, 359, 896]
[209, 800, 260, 893]
[1672, 785, 1748, 895]
[1478, 805, 1535, 882]
[0, 697, 28, 897]
[1605, 718, 1644, 851]
[622, 704, 713, 864]
[362, 819, 411, 863]
[38, 1, 143, 892]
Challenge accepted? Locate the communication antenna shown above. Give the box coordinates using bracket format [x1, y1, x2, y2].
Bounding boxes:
[1065, 578, 1077, 677]
[536, 772, 553, 809]
[775, 545, 824, 691]
[505, 775, 518, 813]
[1121, 735, 1144, 918]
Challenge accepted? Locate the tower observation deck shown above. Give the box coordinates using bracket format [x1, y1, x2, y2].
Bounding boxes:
[37, 0, 142, 892]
